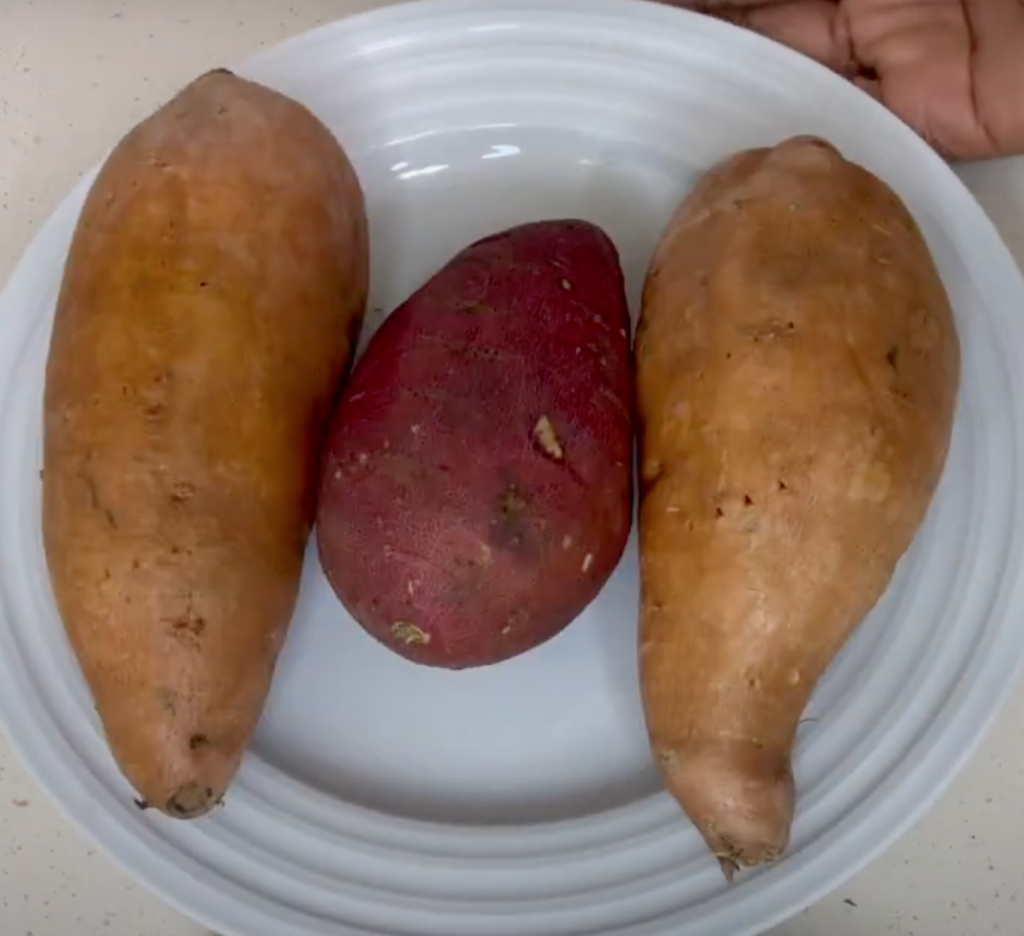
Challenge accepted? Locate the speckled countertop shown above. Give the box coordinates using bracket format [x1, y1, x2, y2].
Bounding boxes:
[1, 2, 1023, 935]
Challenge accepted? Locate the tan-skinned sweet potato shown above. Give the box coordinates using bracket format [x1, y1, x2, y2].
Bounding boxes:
[636, 136, 960, 874]
[42, 69, 369, 819]
[317, 219, 633, 669]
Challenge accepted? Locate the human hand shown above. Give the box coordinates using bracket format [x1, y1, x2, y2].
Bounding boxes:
[670, 0, 1024, 161]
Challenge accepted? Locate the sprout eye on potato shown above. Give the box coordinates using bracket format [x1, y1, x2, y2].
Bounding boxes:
[42, 69, 369, 818]
[636, 135, 959, 876]
[316, 219, 634, 669]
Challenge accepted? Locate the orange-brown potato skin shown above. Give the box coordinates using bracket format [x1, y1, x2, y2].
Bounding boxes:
[636, 137, 959, 873]
[41, 70, 369, 819]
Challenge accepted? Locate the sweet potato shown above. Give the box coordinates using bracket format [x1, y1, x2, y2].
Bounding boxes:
[636, 136, 959, 873]
[42, 70, 369, 818]
[317, 219, 633, 668]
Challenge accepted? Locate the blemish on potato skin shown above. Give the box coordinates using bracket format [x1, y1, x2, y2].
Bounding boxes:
[491, 485, 537, 558]
[642, 459, 664, 488]
[533, 415, 564, 461]
[391, 621, 430, 646]
[169, 481, 196, 503]
[582, 553, 594, 573]
[500, 487, 528, 516]
[165, 784, 216, 819]
[848, 460, 891, 504]
[79, 466, 118, 532]
[155, 687, 178, 717]
[168, 596, 205, 644]
[657, 748, 680, 771]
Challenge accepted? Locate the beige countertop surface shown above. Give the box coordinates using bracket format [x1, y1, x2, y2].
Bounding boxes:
[2, 1, 1024, 935]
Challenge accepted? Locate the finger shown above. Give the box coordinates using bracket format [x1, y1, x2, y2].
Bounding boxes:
[740, 1, 855, 74]
[964, 0, 1024, 51]
[696, 0, 856, 75]
[852, 73, 881, 102]
[664, 0, 810, 9]
[669, 0, 855, 76]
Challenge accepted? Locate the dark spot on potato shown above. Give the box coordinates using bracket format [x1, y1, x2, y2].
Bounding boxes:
[491, 484, 537, 558]
[143, 403, 164, 422]
[171, 614, 205, 643]
[715, 507, 724, 518]
[189, 734, 210, 751]
[198, 280, 209, 289]
[80, 466, 117, 528]
[886, 345, 899, 369]
[155, 687, 177, 717]
[132, 558, 140, 570]
[165, 784, 216, 819]
[642, 459, 664, 485]
[133, 798, 150, 811]
[453, 297, 490, 314]
[103, 568, 111, 580]
[170, 481, 197, 503]
[170, 544, 181, 556]
[501, 487, 528, 516]
[744, 494, 754, 506]
[777, 480, 788, 492]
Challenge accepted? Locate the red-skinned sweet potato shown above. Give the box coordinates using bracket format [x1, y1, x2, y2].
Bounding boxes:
[316, 219, 633, 668]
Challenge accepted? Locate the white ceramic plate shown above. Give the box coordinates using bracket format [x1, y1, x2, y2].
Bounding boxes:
[2, 1, 1024, 934]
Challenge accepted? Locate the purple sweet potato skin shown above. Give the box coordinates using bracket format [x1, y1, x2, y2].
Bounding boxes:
[316, 219, 633, 668]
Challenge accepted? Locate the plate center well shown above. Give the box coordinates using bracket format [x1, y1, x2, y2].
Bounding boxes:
[251, 125, 693, 824]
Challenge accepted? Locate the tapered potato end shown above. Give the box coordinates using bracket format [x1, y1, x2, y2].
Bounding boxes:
[655, 739, 795, 878]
